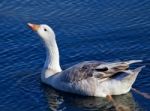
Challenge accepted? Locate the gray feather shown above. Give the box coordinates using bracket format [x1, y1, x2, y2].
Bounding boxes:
[59, 60, 143, 83]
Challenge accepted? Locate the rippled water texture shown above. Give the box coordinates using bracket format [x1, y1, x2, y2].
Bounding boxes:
[0, 0, 150, 111]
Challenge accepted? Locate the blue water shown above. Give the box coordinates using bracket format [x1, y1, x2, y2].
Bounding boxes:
[0, 0, 150, 111]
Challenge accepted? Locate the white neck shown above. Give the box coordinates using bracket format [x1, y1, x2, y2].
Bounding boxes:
[42, 37, 62, 79]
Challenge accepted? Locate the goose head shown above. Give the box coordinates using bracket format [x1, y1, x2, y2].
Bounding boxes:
[27, 23, 56, 42]
[27, 23, 61, 76]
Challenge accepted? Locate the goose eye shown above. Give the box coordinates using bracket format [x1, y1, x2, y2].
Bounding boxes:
[44, 28, 47, 31]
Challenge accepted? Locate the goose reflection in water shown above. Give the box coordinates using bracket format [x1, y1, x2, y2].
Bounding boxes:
[43, 84, 143, 111]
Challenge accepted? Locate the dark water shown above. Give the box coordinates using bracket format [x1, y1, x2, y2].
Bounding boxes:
[0, 0, 150, 111]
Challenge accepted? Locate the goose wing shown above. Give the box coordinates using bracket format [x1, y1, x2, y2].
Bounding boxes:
[60, 60, 142, 83]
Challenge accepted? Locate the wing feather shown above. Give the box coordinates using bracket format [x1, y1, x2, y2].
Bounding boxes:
[59, 60, 142, 83]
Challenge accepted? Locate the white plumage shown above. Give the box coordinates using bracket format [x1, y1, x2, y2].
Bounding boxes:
[28, 23, 145, 97]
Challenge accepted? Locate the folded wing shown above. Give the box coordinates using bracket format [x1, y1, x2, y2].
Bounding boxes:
[60, 60, 142, 83]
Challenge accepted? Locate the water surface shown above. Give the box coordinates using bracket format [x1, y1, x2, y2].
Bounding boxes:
[0, 0, 150, 111]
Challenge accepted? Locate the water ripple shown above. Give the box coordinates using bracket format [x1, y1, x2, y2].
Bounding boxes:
[0, 0, 150, 111]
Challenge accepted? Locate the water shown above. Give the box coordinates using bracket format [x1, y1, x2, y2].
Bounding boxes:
[0, 0, 150, 111]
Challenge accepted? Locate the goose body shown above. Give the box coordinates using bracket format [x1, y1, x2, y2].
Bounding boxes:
[28, 23, 144, 97]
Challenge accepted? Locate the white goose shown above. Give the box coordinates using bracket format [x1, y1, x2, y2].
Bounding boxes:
[28, 23, 144, 97]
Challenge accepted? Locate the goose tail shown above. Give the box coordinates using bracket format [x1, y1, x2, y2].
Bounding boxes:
[124, 60, 143, 65]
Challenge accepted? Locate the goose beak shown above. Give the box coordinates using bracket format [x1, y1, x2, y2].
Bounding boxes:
[27, 23, 40, 31]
